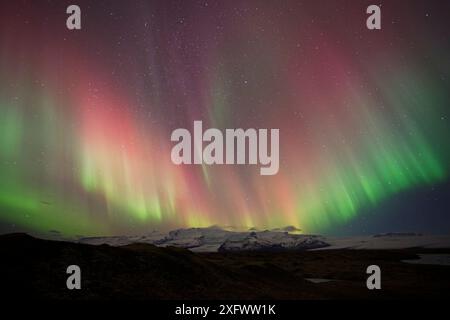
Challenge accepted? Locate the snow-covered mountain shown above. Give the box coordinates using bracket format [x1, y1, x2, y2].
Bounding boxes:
[218, 231, 328, 252]
[77, 227, 450, 252]
[78, 226, 329, 252]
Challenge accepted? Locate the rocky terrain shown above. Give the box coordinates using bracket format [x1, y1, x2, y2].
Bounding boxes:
[1, 232, 450, 300]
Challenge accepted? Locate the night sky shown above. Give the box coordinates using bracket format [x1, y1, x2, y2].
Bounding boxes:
[0, 0, 449, 236]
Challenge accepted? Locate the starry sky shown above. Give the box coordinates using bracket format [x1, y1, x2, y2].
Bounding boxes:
[0, 0, 449, 237]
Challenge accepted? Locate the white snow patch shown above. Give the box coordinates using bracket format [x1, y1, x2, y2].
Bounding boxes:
[402, 254, 450, 266]
[305, 278, 337, 284]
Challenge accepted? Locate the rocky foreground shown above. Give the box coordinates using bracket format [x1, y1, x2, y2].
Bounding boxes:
[1, 233, 450, 299]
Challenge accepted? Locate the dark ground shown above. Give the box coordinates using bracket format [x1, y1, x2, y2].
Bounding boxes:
[1, 233, 449, 300]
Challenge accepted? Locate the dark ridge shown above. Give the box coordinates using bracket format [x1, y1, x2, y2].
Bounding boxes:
[1, 233, 450, 300]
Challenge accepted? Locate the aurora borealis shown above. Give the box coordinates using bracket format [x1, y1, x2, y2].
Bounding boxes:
[0, 0, 449, 236]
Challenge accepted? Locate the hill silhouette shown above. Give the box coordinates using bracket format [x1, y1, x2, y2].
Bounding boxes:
[1, 233, 450, 299]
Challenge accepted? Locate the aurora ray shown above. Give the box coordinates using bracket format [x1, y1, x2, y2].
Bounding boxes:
[0, 0, 449, 236]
